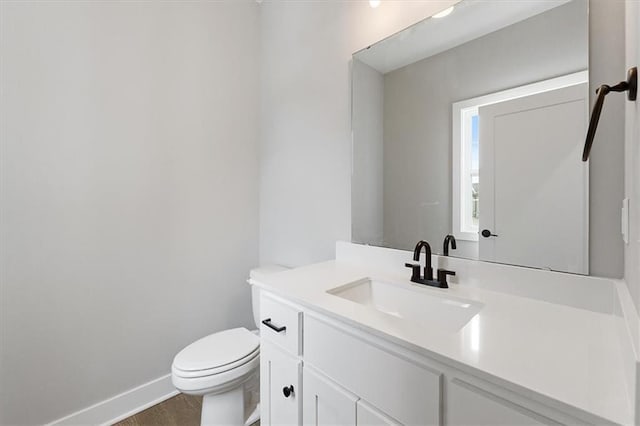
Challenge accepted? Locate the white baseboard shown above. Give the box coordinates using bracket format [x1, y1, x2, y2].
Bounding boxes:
[46, 374, 179, 426]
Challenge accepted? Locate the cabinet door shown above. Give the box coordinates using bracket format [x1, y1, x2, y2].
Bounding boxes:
[357, 400, 402, 426]
[447, 380, 555, 425]
[303, 366, 358, 426]
[261, 341, 302, 426]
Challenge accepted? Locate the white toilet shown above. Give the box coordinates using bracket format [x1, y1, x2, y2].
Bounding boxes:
[171, 266, 287, 426]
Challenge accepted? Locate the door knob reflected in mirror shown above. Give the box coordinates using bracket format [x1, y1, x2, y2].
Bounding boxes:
[481, 229, 498, 238]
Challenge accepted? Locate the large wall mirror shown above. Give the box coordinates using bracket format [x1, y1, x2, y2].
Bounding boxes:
[351, 0, 618, 276]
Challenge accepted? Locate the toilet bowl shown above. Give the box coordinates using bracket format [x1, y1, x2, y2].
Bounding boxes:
[171, 266, 288, 426]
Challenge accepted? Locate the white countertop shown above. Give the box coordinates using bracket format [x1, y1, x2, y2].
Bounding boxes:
[252, 260, 632, 425]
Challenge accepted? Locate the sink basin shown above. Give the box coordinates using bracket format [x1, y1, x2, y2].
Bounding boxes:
[327, 278, 483, 333]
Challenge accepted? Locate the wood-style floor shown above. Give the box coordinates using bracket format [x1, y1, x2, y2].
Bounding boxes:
[112, 394, 260, 426]
[113, 394, 202, 426]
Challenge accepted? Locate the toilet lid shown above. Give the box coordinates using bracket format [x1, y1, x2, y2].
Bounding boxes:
[173, 327, 259, 372]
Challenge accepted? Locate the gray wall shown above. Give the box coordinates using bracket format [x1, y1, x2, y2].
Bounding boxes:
[352, 60, 384, 246]
[588, 0, 626, 278]
[382, 1, 591, 258]
[258, 0, 459, 267]
[624, 0, 640, 314]
[0, 2, 259, 424]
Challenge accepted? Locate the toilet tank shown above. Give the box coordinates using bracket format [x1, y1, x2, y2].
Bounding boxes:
[249, 265, 289, 328]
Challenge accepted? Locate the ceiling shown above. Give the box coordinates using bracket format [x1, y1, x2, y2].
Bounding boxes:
[354, 0, 572, 74]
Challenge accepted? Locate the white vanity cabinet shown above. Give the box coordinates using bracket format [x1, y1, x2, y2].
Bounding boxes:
[356, 400, 402, 426]
[302, 366, 402, 426]
[303, 366, 358, 425]
[259, 291, 604, 426]
[446, 379, 552, 426]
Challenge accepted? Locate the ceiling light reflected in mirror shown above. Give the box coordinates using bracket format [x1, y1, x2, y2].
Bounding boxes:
[432, 6, 454, 18]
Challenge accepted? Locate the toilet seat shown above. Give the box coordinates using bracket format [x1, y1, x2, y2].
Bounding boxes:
[173, 327, 259, 372]
[172, 352, 259, 395]
[173, 346, 260, 379]
[171, 327, 260, 396]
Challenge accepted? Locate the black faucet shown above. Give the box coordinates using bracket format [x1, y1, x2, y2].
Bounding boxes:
[414, 240, 433, 280]
[405, 240, 456, 288]
[443, 234, 457, 256]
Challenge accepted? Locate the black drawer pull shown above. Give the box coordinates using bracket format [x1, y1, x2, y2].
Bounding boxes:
[262, 318, 286, 333]
[283, 385, 294, 398]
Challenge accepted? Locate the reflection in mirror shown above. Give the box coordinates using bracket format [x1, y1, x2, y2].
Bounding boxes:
[352, 0, 598, 275]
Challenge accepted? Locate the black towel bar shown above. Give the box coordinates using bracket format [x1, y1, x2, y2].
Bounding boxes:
[582, 67, 637, 161]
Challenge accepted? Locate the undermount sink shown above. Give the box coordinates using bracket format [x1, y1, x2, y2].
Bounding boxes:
[327, 278, 483, 333]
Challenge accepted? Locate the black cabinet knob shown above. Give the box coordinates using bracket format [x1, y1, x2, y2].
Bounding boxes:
[282, 385, 294, 398]
[481, 229, 498, 238]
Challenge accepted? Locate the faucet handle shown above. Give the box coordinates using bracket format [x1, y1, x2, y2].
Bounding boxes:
[436, 268, 456, 288]
[405, 262, 421, 282]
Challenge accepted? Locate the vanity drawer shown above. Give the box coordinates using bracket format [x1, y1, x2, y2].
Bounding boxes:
[260, 292, 303, 355]
[304, 315, 441, 425]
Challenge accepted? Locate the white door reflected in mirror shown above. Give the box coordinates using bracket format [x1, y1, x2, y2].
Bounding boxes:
[478, 82, 589, 274]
